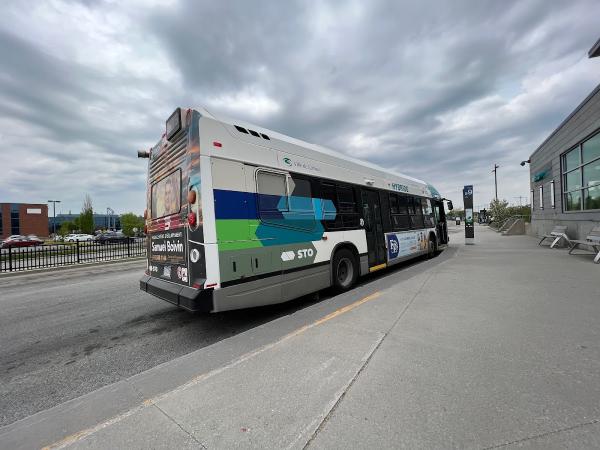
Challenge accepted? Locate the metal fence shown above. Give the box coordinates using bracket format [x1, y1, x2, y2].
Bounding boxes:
[0, 238, 147, 273]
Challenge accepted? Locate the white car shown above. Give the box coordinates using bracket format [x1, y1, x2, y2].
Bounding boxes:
[65, 234, 95, 242]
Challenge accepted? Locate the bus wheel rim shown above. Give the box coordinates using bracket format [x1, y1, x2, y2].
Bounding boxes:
[337, 258, 352, 286]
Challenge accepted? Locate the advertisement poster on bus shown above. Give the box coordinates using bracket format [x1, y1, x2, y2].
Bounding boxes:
[148, 229, 188, 284]
[386, 230, 430, 261]
[151, 170, 181, 219]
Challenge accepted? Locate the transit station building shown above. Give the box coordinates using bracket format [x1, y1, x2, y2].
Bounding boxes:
[528, 40, 600, 241]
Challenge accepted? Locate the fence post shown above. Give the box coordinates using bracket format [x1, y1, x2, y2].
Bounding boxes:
[8, 246, 12, 272]
[76, 240, 80, 264]
[127, 238, 131, 258]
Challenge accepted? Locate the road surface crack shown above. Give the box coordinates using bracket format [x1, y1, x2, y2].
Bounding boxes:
[153, 403, 208, 449]
[482, 418, 600, 449]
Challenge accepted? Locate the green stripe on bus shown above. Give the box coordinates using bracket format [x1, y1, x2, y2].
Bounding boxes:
[216, 219, 263, 251]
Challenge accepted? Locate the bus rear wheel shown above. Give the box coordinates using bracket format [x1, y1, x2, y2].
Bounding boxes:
[427, 234, 437, 259]
[332, 249, 358, 292]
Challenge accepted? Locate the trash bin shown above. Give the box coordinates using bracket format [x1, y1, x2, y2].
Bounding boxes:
[456, 219, 461, 225]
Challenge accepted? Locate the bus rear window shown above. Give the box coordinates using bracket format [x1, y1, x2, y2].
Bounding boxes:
[151, 170, 181, 219]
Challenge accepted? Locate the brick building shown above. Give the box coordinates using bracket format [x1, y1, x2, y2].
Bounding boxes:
[0, 203, 49, 240]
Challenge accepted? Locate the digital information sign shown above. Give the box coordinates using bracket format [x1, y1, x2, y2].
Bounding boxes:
[463, 185, 474, 245]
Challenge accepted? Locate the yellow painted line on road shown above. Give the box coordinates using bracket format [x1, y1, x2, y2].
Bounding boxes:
[369, 263, 387, 273]
[42, 290, 382, 449]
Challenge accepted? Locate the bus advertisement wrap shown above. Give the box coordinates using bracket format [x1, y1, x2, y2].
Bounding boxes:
[386, 230, 431, 261]
[149, 230, 188, 284]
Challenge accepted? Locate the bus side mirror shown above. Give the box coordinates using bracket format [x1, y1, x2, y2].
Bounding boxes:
[447, 200, 454, 211]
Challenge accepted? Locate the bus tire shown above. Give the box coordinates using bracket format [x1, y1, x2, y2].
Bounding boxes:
[332, 248, 358, 292]
[427, 234, 437, 259]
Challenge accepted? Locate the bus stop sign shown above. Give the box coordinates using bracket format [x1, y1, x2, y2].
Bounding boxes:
[463, 185, 474, 244]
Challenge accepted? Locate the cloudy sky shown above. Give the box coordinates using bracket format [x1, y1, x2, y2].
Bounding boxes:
[0, 0, 598, 215]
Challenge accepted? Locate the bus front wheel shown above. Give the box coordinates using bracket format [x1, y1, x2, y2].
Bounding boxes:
[332, 248, 358, 292]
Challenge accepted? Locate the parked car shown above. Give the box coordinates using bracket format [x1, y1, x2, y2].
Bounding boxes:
[65, 234, 95, 242]
[95, 231, 131, 244]
[1, 235, 43, 249]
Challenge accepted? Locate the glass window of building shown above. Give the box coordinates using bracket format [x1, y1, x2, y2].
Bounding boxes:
[561, 131, 600, 211]
[10, 204, 20, 235]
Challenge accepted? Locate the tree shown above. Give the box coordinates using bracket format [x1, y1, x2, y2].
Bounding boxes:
[450, 208, 465, 219]
[488, 198, 510, 226]
[79, 194, 94, 234]
[120, 213, 144, 237]
[58, 221, 76, 237]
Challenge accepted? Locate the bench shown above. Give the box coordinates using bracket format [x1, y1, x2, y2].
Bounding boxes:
[568, 226, 600, 264]
[538, 226, 570, 248]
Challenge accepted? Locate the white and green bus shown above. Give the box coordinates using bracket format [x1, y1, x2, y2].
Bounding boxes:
[139, 107, 452, 312]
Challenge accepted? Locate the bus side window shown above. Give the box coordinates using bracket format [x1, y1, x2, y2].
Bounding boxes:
[391, 194, 410, 231]
[321, 182, 359, 230]
[287, 177, 316, 230]
[409, 196, 425, 229]
[321, 182, 338, 227]
[422, 198, 434, 228]
[257, 171, 288, 223]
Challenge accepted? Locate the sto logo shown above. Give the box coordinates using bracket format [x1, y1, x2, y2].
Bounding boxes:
[387, 235, 400, 259]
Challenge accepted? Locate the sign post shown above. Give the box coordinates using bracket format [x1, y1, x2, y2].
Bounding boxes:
[463, 185, 474, 245]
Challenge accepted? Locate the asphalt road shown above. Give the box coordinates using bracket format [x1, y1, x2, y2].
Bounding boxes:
[0, 228, 462, 428]
[0, 261, 327, 427]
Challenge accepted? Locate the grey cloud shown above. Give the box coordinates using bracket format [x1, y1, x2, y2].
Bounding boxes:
[0, 0, 599, 214]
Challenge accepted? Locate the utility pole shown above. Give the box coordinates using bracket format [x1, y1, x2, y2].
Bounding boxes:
[514, 196, 527, 206]
[492, 164, 500, 201]
[48, 200, 61, 236]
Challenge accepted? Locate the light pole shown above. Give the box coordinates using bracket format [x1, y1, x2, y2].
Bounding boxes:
[106, 207, 114, 230]
[492, 164, 500, 201]
[48, 200, 61, 236]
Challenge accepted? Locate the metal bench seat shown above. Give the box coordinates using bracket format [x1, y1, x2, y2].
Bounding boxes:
[538, 226, 570, 248]
[568, 226, 600, 264]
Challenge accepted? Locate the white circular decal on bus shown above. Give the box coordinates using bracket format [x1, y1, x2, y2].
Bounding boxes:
[190, 248, 200, 263]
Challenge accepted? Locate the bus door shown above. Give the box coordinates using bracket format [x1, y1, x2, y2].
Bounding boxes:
[434, 200, 448, 245]
[360, 189, 386, 268]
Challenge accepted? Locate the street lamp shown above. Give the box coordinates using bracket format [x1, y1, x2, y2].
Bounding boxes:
[520, 159, 531, 167]
[48, 200, 61, 236]
[106, 207, 114, 230]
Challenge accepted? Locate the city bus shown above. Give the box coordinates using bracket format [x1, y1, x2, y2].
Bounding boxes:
[139, 107, 452, 312]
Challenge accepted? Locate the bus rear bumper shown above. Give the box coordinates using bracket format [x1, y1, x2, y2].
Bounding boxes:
[139, 275, 213, 313]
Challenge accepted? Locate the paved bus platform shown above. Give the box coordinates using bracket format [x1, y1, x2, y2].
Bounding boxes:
[2, 226, 600, 449]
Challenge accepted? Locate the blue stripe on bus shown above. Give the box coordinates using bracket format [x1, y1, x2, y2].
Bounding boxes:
[213, 189, 337, 221]
[214, 189, 257, 219]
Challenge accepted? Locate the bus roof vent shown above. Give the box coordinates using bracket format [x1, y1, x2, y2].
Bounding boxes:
[234, 125, 270, 141]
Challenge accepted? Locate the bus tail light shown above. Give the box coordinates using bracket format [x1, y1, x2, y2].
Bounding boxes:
[188, 212, 196, 227]
[187, 190, 196, 204]
[144, 224, 148, 234]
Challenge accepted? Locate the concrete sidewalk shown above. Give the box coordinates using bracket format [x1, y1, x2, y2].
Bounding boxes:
[2, 226, 600, 449]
